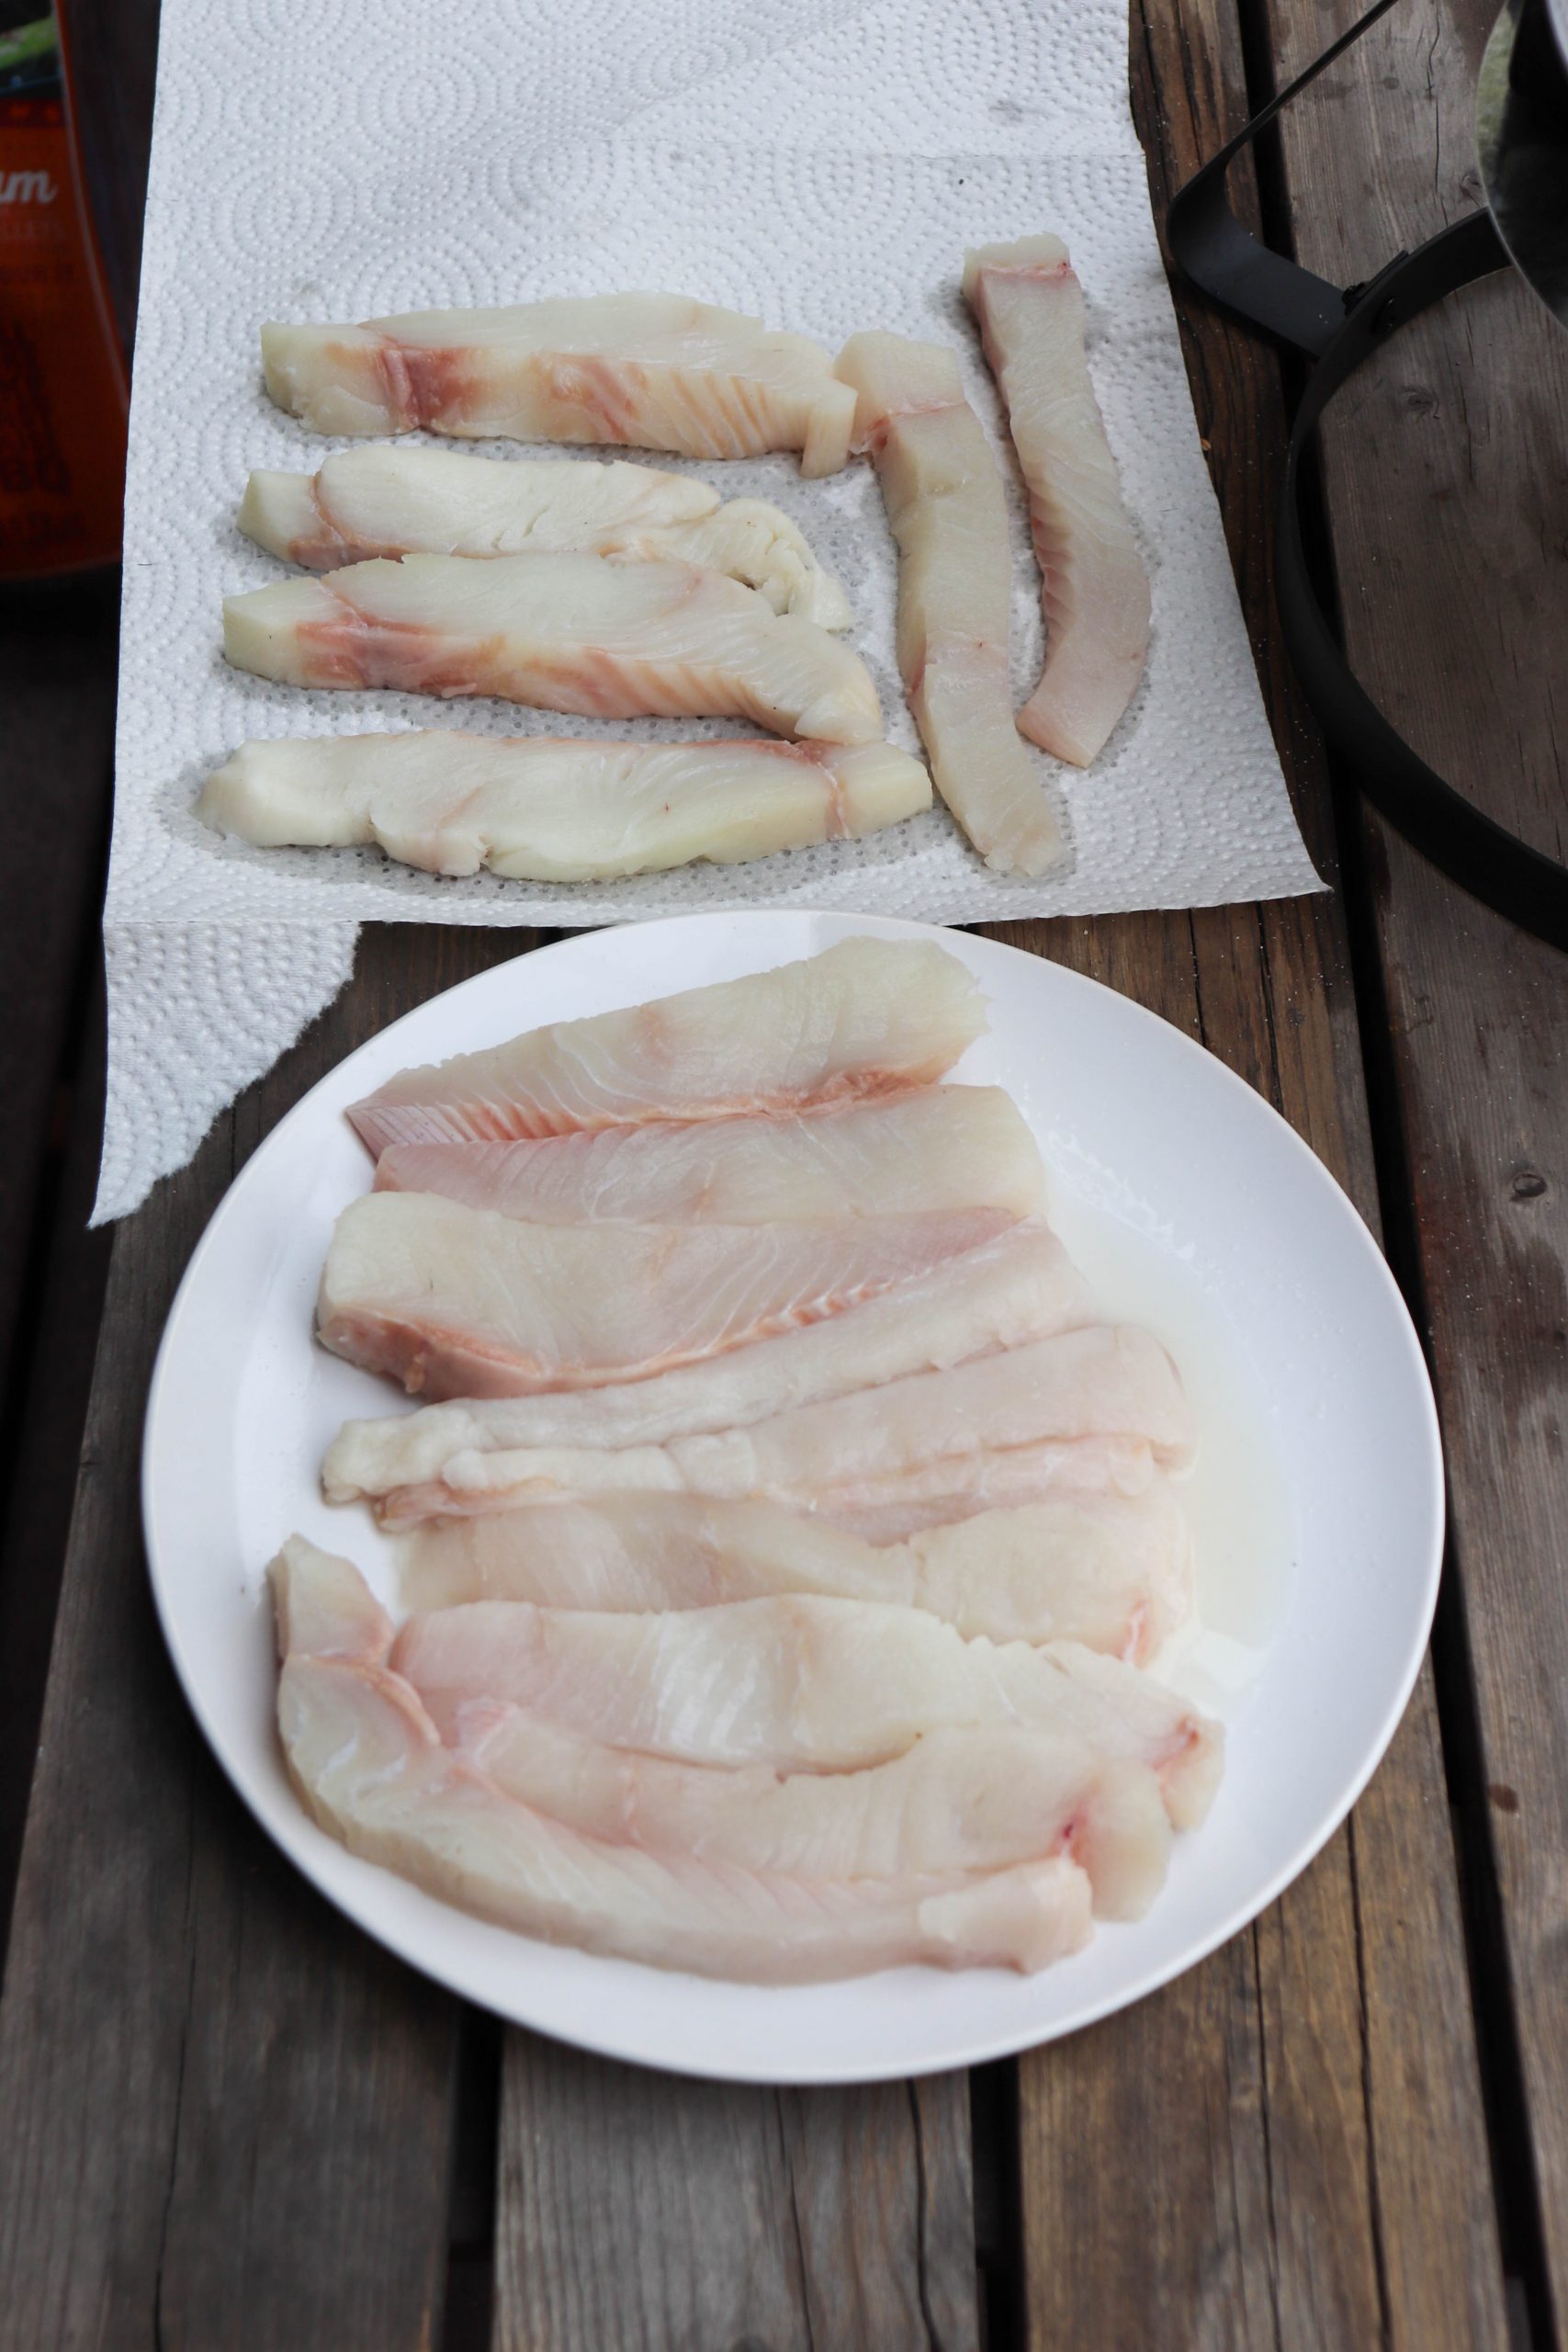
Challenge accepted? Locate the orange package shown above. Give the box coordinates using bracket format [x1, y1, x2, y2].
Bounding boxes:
[0, 4, 128, 577]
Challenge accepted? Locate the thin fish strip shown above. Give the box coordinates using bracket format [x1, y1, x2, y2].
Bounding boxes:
[317, 1197, 1014, 1398]
[964, 235, 1151, 766]
[454, 1707, 1173, 1921]
[397, 1486, 1193, 1660]
[373, 1086, 1044, 1224]
[273, 1537, 1093, 1980]
[222, 552, 881, 743]
[835, 331, 1063, 875]
[321, 1221, 1091, 1506]
[240, 447, 852, 626]
[363, 1323, 1192, 1518]
[392, 1590, 1223, 1828]
[346, 939, 986, 1154]
[259, 293, 858, 476]
[197, 732, 929, 883]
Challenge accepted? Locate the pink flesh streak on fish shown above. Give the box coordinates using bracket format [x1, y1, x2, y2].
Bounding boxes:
[259, 295, 857, 476]
[451, 1704, 1173, 1920]
[834, 331, 1062, 876]
[221, 553, 881, 742]
[354, 1324, 1189, 1527]
[389, 1591, 1223, 1834]
[317, 1196, 1014, 1399]
[270, 1536, 1094, 1980]
[372, 1086, 1044, 1226]
[346, 939, 986, 1155]
[196, 734, 926, 885]
[321, 1219, 1092, 1514]
[963, 236, 1151, 767]
[395, 1484, 1193, 1660]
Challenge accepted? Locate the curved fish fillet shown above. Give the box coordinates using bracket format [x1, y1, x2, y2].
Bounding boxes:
[391, 1591, 1223, 1829]
[259, 294, 858, 476]
[241, 447, 852, 626]
[222, 553, 880, 744]
[369, 1323, 1193, 1517]
[317, 1197, 1013, 1399]
[964, 236, 1150, 766]
[346, 938, 986, 1154]
[397, 1486, 1193, 1660]
[374, 1086, 1043, 1225]
[455, 1708, 1172, 1920]
[196, 732, 928, 883]
[322, 1221, 1092, 1506]
[835, 332, 1062, 876]
[272, 1537, 1093, 1979]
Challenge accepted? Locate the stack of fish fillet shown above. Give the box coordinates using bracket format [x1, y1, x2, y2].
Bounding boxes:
[275, 936, 1220, 1983]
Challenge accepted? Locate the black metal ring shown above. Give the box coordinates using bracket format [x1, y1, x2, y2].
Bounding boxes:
[1168, 2, 1568, 950]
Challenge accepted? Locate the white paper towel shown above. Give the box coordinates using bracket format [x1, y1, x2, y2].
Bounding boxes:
[98, 0, 1324, 1221]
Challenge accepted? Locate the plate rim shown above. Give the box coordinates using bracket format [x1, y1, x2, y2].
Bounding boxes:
[141, 908, 1445, 2084]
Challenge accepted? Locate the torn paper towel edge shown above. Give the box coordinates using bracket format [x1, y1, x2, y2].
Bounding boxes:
[94, 922, 359, 1225]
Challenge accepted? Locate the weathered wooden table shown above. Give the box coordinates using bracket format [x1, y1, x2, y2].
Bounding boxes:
[1, 1, 1562, 2342]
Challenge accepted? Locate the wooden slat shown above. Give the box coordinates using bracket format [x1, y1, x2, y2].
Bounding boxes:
[0, 970, 112, 1942]
[494, 2043, 976, 2352]
[1002, 5, 1509, 2346]
[0, 929, 538, 2349]
[0, 591, 114, 1450]
[1259, 0, 1568, 2330]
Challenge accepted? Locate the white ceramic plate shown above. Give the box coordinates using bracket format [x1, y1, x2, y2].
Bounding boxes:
[143, 911, 1442, 2085]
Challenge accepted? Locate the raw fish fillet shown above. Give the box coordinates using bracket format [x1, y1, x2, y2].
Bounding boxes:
[272, 1538, 1092, 1979]
[222, 554, 880, 744]
[819, 1454, 1159, 1544]
[375, 1086, 1043, 1224]
[381, 1434, 1157, 1532]
[835, 332, 1062, 876]
[196, 732, 927, 883]
[240, 447, 852, 626]
[322, 1220, 1092, 1507]
[318, 1196, 1013, 1399]
[260, 294, 858, 476]
[347, 938, 986, 1154]
[364, 1323, 1192, 1519]
[455, 1708, 1172, 1920]
[964, 236, 1151, 765]
[398, 1486, 1192, 1659]
[392, 1591, 1223, 1827]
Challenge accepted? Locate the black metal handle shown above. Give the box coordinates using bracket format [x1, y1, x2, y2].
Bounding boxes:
[1166, 0, 1568, 951]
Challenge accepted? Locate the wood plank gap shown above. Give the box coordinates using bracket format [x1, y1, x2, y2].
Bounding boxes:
[0, 956, 111, 1956]
[441, 2006, 503, 2352]
[967, 2061, 1024, 2352]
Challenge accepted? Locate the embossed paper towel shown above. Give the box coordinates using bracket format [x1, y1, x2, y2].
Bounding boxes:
[98, 0, 1323, 1220]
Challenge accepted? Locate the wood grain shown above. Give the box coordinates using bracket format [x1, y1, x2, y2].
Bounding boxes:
[0, 930, 536, 2350]
[494, 2043, 976, 2352]
[1259, 0, 1568, 2329]
[998, 5, 1509, 2346]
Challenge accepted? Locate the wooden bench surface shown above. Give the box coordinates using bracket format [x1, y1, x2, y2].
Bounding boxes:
[0, 1, 1560, 2343]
